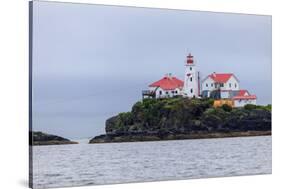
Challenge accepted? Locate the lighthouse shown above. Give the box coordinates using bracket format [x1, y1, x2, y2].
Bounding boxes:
[183, 53, 199, 98]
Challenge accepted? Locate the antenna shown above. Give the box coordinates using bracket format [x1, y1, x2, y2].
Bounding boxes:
[186, 48, 190, 54]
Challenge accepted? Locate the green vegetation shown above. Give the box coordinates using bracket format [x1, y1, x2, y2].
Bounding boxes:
[244, 104, 272, 111]
[102, 97, 271, 138]
[221, 104, 232, 112]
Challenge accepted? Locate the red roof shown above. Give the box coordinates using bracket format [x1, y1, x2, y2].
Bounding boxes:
[209, 73, 234, 83]
[232, 95, 257, 100]
[232, 89, 256, 100]
[237, 90, 249, 96]
[149, 76, 184, 90]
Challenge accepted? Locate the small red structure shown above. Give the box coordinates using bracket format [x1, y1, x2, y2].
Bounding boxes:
[232, 90, 257, 100]
[186, 53, 194, 64]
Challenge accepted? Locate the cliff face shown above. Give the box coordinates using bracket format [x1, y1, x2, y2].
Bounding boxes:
[90, 98, 271, 143]
[31, 131, 78, 145]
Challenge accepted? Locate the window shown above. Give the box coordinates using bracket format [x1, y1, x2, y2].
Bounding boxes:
[206, 83, 208, 87]
[159, 91, 162, 95]
[166, 91, 168, 94]
[190, 88, 193, 93]
[175, 91, 178, 94]
[211, 83, 213, 87]
[190, 67, 192, 71]
[229, 83, 232, 88]
[172, 91, 174, 94]
[235, 83, 237, 88]
[190, 77, 192, 82]
[220, 83, 224, 87]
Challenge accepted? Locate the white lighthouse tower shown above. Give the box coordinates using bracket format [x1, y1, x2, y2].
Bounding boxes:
[183, 53, 199, 98]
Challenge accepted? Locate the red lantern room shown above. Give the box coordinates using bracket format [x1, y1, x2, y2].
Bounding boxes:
[186, 53, 194, 64]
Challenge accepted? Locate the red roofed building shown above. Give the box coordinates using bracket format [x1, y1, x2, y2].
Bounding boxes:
[149, 75, 184, 90]
[201, 72, 240, 98]
[143, 53, 200, 99]
[199, 72, 257, 107]
[143, 73, 184, 99]
[232, 89, 257, 107]
[142, 53, 257, 107]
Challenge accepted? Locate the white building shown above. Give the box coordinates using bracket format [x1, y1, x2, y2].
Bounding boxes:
[232, 90, 257, 107]
[201, 73, 257, 107]
[142, 53, 257, 107]
[183, 53, 200, 98]
[142, 73, 184, 99]
[201, 73, 240, 98]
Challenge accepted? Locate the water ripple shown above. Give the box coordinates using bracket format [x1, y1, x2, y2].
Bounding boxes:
[32, 136, 272, 188]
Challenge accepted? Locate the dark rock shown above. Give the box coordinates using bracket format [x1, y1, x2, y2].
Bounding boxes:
[89, 98, 271, 143]
[30, 131, 78, 146]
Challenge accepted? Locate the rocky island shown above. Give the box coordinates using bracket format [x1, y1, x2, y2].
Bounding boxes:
[89, 98, 271, 143]
[30, 131, 78, 145]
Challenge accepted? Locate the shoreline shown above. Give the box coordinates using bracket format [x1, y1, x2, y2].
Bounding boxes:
[89, 131, 271, 144]
[32, 141, 78, 146]
[92, 98, 271, 144]
[31, 131, 79, 146]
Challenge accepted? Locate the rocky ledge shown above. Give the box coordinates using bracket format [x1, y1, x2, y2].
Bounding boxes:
[30, 131, 78, 145]
[89, 131, 271, 143]
[90, 98, 271, 143]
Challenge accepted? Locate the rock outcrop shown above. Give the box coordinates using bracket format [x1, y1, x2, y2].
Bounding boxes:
[90, 98, 271, 143]
[30, 131, 78, 145]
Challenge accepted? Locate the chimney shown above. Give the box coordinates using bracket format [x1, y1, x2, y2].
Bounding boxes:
[165, 73, 172, 79]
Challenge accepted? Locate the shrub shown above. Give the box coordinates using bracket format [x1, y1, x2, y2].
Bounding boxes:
[265, 104, 272, 111]
[244, 104, 257, 110]
[221, 104, 232, 112]
[206, 98, 215, 106]
[118, 112, 133, 125]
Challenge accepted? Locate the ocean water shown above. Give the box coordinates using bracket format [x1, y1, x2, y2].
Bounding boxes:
[32, 136, 272, 188]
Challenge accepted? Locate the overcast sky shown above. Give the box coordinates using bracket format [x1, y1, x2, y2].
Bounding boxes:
[32, 1, 272, 139]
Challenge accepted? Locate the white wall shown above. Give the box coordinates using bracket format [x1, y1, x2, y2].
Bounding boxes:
[184, 65, 199, 97]
[234, 99, 257, 107]
[202, 77, 216, 91]
[224, 76, 240, 90]
[155, 87, 182, 98]
[221, 91, 230, 99]
[201, 75, 239, 92]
